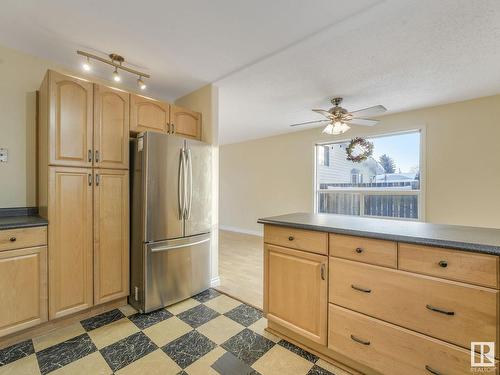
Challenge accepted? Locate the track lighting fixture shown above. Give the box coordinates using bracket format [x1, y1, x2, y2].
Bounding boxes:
[77, 50, 150, 89]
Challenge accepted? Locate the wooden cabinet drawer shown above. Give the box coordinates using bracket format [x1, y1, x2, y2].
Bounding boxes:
[264, 225, 327, 255]
[0, 227, 47, 252]
[328, 304, 493, 375]
[329, 257, 499, 355]
[330, 234, 397, 268]
[399, 243, 499, 288]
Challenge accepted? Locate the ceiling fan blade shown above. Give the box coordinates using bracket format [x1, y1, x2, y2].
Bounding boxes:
[346, 118, 379, 126]
[350, 105, 387, 118]
[312, 109, 333, 118]
[290, 119, 330, 127]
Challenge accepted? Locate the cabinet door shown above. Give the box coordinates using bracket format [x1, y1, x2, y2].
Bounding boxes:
[130, 94, 169, 133]
[49, 71, 93, 167]
[94, 169, 129, 304]
[170, 104, 201, 139]
[94, 85, 129, 169]
[264, 244, 328, 344]
[48, 167, 93, 319]
[0, 246, 48, 337]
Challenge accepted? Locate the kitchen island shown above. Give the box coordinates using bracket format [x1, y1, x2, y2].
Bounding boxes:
[258, 213, 500, 375]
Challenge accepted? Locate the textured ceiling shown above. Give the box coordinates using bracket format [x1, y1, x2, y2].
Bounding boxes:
[1, 0, 499, 144]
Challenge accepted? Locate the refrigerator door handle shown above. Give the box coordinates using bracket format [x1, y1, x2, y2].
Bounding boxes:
[186, 148, 193, 220]
[150, 237, 210, 252]
[178, 148, 185, 220]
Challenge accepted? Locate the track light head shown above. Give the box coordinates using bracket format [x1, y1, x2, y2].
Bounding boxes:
[113, 68, 121, 82]
[137, 76, 146, 90]
[82, 57, 91, 71]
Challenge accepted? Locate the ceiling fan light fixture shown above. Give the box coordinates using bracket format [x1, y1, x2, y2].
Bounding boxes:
[322, 121, 350, 135]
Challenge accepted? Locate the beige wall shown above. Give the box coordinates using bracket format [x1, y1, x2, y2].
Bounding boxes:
[0, 45, 58, 207]
[176, 84, 220, 285]
[220, 94, 500, 234]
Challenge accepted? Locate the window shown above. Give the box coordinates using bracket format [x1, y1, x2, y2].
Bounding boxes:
[317, 145, 330, 166]
[315, 131, 423, 220]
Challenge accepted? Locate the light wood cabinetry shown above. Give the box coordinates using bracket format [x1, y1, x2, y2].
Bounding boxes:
[329, 233, 397, 268]
[94, 169, 129, 304]
[0, 227, 47, 252]
[263, 223, 500, 374]
[130, 94, 170, 133]
[329, 304, 480, 375]
[399, 243, 499, 288]
[0, 228, 47, 337]
[94, 85, 129, 170]
[264, 225, 328, 255]
[264, 244, 328, 344]
[40, 70, 94, 167]
[170, 104, 201, 139]
[48, 167, 93, 319]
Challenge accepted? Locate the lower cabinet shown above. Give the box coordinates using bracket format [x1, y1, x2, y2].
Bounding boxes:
[48, 166, 129, 320]
[0, 246, 48, 336]
[48, 167, 94, 319]
[93, 169, 129, 304]
[264, 244, 328, 344]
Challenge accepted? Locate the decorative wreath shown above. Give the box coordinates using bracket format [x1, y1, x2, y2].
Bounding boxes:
[346, 137, 374, 163]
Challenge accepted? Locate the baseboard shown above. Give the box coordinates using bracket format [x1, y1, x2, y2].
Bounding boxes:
[219, 225, 263, 237]
[210, 276, 221, 287]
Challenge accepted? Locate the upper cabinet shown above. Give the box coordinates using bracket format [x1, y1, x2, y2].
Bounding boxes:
[130, 94, 170, 134]
[94, 85, 129, 169]
[45, 70, 94, 167]
[170, 105, 201, 139]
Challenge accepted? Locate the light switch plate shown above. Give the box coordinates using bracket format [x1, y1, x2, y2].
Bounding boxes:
[0, 148, 7, 162]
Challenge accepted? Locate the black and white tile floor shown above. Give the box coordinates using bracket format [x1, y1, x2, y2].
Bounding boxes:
[0, 289, 350, 375]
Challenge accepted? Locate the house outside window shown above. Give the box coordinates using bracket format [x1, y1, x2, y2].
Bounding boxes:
[315, 131, 423, 220]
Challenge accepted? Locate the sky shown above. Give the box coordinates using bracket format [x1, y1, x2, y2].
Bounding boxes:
[369, 131, 420, 173]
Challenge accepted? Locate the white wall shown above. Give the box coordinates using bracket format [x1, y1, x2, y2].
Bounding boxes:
[220, 94, 500, 234]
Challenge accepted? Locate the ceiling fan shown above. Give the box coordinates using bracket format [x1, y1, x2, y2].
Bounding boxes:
[290, 97, 387, 135]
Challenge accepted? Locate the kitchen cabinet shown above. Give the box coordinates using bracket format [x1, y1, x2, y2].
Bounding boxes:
[0, 245, 47, 337]
[130, 94, 170, 133]
[170, 104, 201, 139]
[48, 167, 93, 319]
[43, 70, 94, 167]
[93, 169, 129, 304]
[94, 84, 130, 169]
[264, 243, 328, 345]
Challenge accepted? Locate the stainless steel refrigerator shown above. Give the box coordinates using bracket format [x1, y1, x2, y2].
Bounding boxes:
[129, 131, 212, 313]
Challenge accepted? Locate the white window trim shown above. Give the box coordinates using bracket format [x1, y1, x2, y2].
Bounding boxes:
[313, 127, 427, 221]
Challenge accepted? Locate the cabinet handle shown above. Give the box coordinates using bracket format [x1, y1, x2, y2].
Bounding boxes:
[355, 247, 363, 254]
[425, 365, 442, 375]
[288, 236, 294, 241]
[95, 174, 100, 186]
[88, 149, 92, 162]
[95, 150, 100, 163]
[88, 174, 92, 186]
[426, 304, 454, 316]
[351, 284, 371, 293]
[320, 264, 326, 280]
[171, 123, 175, 133]
[438, 260, 448, 268]
[167, 123, 171, 134]
[350, 334, 370, 346]
[9, 237, 16, 242]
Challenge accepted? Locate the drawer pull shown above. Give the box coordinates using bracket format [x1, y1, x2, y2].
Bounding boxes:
[355, 247, 363, 253]
[351, 284, 371, 293]
[350, 334, 370, 346]
[426, 304, 454, 316]
[9, 237, 16, 242]
[438, 260, 448, 268]
[425, 365, 442, 375]
[320, 264, 326, 280]
[288, 236, 294, 241]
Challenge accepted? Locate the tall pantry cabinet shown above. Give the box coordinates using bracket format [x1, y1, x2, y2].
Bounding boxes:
[38, 70, 129, 319]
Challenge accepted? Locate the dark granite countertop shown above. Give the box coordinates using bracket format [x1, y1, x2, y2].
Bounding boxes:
[258, 212, 500, 255]
[0, 207, 48, 230]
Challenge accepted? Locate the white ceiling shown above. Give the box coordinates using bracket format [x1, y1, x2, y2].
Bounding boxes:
[1, 1, 500, 144]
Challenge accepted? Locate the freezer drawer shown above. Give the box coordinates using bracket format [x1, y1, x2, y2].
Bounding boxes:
[143, 233, 211, 313]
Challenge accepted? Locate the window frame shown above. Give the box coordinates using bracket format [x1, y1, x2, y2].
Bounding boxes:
[313, 128, 426, 221]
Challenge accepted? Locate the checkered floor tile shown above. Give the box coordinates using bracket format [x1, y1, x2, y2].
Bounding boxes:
[0, 289, 349, 375]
